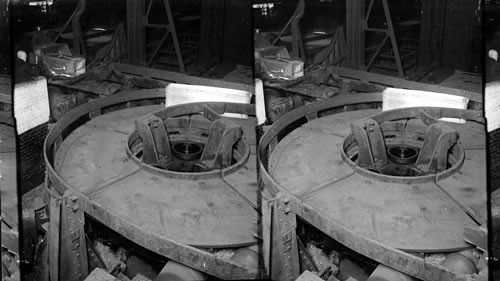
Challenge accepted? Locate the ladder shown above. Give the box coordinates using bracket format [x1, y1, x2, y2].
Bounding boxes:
[128, 0, 185, 72]
[364, 0, 409, 78]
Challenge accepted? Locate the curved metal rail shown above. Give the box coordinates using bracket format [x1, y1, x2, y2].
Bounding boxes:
[44, 90, 265, 280]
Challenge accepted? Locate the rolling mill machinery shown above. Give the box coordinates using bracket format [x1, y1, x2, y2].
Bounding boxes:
[258, 92, 487, 281]
[42, 84, 267, 281]
[41, 79, 487, 281]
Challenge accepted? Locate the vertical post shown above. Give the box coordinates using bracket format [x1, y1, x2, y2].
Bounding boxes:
[59, 192, 88, 281]
[126, 0, 146, 65]
[381, 0, 404, 77]
[417, 0, 433, 66]
[346, 0, 365, 70]
[47, 187, 62, 281]
[71, 0, 86, 56]
[270, 197, 300, 281]
[163, 0, 185, 72]
[199, 0, 225, 67]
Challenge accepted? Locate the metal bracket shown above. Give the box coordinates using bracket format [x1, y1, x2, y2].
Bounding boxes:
[135, 115, 172, 167]
[416, 123, 457, 173]
[270, 198, 300, 281]
[351, 118, 387, 169]
[58, 192, 88, 281]
[351, 110, 458, 174]
[200, 118, 242, 169]
[203, 104, 224, 121]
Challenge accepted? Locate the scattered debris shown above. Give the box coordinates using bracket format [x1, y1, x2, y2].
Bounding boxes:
[94, 240, 127, 274]
[424, 253, 447, 265]
[305, 242, 339, 276]
[212, 249, 235, 261]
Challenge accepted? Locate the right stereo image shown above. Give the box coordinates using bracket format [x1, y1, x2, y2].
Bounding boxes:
[254, 0, 489, 280]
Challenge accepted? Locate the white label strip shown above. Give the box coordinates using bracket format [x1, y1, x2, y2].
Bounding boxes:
[486, 82, 500, 132]
[165, 83, 252, 119]
[382, 87, 468, 123]
[14, 76, 50, 134]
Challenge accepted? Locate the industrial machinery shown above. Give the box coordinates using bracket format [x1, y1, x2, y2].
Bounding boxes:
[43, 88, 265, 281]
[258, 93, 487, 281]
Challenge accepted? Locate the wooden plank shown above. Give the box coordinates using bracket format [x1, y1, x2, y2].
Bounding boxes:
[439, 70, 482, 93]
[126, 0, 145, 65]
[327, 66, 483, 105]
[346, 0, 364, 70]
[199, 0, 224, 67]
[111, 63, 254, 92]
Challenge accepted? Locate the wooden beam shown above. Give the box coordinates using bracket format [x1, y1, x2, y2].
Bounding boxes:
[111, 63, 254, 92]
[0, 92, 11, 104]
[346, 0, 365, 70]
[327, 66, 483, 106]
[126, 0, 146, 65]
[199, 0, 225, 67]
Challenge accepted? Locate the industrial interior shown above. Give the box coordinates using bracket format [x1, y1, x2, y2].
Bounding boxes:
[0, 0, 493, 281]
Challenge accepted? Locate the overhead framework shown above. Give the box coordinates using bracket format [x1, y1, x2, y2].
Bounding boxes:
[364, 0, 405, 77]
[271, 0, 305, 60]
[127, 0, 185, 72]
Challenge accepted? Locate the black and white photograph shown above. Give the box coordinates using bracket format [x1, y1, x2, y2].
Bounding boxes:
[0, 0, 495, 281]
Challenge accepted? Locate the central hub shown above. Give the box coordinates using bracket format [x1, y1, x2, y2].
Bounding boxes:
[342, 108, 465, 178]
[127, 104, 250, 176]
[171, 141, 204, 161]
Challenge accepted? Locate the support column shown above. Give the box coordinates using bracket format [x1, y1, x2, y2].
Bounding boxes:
[346, 0, 365, 70]
[126, 0, 146, 65]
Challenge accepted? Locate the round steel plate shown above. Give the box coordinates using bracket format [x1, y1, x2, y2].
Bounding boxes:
[268, 109, 486, 252]
[54, 105, 259, 248]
